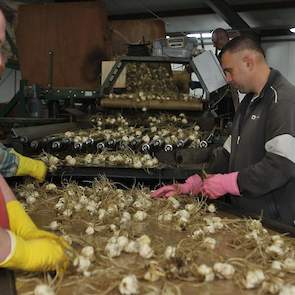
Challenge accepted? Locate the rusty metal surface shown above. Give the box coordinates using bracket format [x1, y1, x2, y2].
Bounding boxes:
[16, 1, 109, 89]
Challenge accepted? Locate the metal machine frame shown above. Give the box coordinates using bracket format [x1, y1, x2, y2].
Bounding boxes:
[100, 55, 222, 99]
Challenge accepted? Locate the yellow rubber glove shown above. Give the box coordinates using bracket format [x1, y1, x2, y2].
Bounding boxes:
[0, 230, 68, 272]
[7, 200, 68, 249]
[10, 149, 47, 182]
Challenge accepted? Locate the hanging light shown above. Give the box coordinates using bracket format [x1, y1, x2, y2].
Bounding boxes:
[201, 32, 212, 38]
[186, 33, 201, 38]
[290, 28, 295, 33]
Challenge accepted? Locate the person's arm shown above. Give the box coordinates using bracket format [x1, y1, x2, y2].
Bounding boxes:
[0, 144, 18, 177]
[9, 149, 47, 182]
[238, 99, 295, 197]
[0, 143, 47, 182]
[207, 136, 231, 174]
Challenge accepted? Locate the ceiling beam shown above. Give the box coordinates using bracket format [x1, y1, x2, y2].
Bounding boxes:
[168, 26, 294, 38]
[108, 1, 295, 20]
[205, 0, 250, 30]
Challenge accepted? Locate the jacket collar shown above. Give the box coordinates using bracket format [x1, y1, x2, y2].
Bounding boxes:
[250, 68, 281, 103]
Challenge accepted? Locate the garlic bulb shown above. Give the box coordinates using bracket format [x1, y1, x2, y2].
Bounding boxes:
[117, 236, 129, 249]
[243, 269, 265, 289]
[279, 284, 295, 295]
[110, 224, 118, 232]
[65, 131, 75, 138]
[168, 197, 180, 209]
[203, 237, 216, 250]
[158, 211, 173, 222]
[133, 211, 147, 221]
[164, 246, 176, 259]
[74, 203, 82, 211]
[119, 275, 139, 295]
[32, 191, 39, 198]
[271, 261, 283, 270]
[49, 221, 59, 231]
[63, 209, 72, 217]
[34, 284, 55, 295]
[63, 235, 72, 245]
[49, 156, 59, 166]
[133, 161, 142, 169]
[26, 196, 36, 204]
[272, 235, 284, 247]
[262, 280, 283, 295]
[107, 204, 118, 215]
[65, 155, 76, 166]
[73, 255, 91, 274]
[105, 241, 122, 258]
[185, 204, 196, 212]
[203, 225, 216, 234]
[84, 154, 93, 164]
[207, 204, 216, 213]
[124, 241, 139, 253]
[139, 244, 153, 259]
[81, 246, 94, 259]
[142, 135, 150, 143]
[266, 244, 285, 256]
[213, 263, 235, 279]
[175, 210, 190, 220]
[45, 183, 57, 191]
[120, 211, 131, 224]
[98, 209, 106, 220]
[137, 235, 151, 246]
[197, 264, 215, 282]
[85, 225, 95, 235]
[283, 258, 295, 273]
[192, 229, 204, 239]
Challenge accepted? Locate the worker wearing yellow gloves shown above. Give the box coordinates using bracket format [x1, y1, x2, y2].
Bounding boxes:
[0, 3, 67, 273]
[0, 175, 69, 272]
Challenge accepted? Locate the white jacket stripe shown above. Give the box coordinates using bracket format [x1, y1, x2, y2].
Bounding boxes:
[223, 135, 231, 154]
[265, 134, 295, 163]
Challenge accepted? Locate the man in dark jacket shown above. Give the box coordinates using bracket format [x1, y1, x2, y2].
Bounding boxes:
[154, 36, 295, 226]
[203, 36, 295, 226]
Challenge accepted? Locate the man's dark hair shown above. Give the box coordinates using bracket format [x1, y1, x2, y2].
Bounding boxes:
[219, 35, 265, 59]
[0, 3, 15, 24]
[212, 28, 228, 37]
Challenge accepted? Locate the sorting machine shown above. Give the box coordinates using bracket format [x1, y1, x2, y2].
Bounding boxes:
[8, 50, 230, 184]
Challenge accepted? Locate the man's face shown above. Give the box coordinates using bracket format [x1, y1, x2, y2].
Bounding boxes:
[221, 51, 253, 94]
[0, 11, 6, 75]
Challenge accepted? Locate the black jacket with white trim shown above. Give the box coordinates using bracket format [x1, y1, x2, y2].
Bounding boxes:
[208, 69, 295, 225]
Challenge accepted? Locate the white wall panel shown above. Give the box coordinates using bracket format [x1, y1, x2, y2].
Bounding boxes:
[263, 41, 295, 85]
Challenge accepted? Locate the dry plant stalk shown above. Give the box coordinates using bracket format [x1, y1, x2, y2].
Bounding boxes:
[14, 179, 295, 295]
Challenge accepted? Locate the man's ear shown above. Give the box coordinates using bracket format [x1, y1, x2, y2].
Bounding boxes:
[242, 54, 254, 70]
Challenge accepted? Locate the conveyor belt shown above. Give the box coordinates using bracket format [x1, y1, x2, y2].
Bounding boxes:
[49, 165, 203, 184]
[217, 200, 295, 236]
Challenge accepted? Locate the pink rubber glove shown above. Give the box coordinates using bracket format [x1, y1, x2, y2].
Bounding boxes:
[202, 172, 240, 199]
[152, 175, 202, 198]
